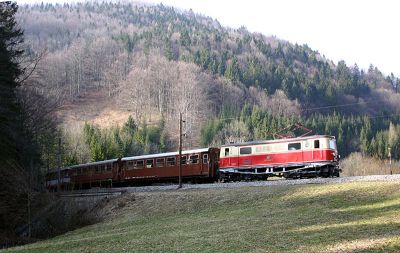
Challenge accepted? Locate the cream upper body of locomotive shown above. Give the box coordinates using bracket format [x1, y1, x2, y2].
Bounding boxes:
[219, 135, 337, 158]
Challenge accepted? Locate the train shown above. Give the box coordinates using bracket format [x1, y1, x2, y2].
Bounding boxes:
[46, 135, 340, 190]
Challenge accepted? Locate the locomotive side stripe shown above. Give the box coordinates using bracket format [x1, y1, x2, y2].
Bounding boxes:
[219, 149, 336, 169]
[222, 148, 335, 157]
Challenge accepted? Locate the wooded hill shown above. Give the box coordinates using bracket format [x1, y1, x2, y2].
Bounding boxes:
[17, 2, 400, 165]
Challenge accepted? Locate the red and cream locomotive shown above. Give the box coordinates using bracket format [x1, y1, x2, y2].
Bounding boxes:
[219, 135, 340, 180]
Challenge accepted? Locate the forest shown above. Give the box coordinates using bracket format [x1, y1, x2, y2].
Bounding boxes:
[16, 2, 400, 163]
[1, 1, 400, 243]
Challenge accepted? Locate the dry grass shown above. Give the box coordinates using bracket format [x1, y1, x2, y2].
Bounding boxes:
[4, 181, 400, 253]
[56, 90, 133, 129]
[341, 152, 400, 176]
[56, 89, 165, 130]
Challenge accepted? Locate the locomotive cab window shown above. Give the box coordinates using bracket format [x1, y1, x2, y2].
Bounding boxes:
[181, 155, 187, 165]
[156, 158, 165, 167]
[240, 147, 252, 155]
[166, 157, 175, 166]
[329, 139, 337, 150]
[314, 140, 320, 149]
[189, 154, 199, 164]
[203, 154, 209, 164]
[146, 159, 154, 168]
[288, 143, 301, 150]
[224, 148, 230, 157]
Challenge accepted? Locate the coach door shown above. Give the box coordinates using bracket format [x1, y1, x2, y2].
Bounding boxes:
[113, 159, 124, 181]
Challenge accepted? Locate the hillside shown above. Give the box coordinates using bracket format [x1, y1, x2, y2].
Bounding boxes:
[16, 2, 400, 164]
[4, 181, 400, 252]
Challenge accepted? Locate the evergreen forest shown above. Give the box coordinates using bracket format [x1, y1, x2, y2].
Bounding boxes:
[2, 0, 400, 244]
[16, 2, 400, 163]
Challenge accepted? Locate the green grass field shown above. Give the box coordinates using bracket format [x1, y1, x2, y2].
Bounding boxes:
[4, 181, 400, 253]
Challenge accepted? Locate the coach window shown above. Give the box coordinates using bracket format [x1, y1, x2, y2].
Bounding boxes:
[106, 164, 112, 171]
[224, 148, 230, 156]
[127, 161, 134, 170]
[314, 140, 320, 149]
[146, 159, 154, 168]
[203, 154, 209, 164]
[181, 155, 187, 165]
[189, 154, 199, 164]
[166, 157, 176, 166]
[156, 158, 165, 167]
[240, 147, 252, 155]
[288, 143, 301, 150]
[136, 160, 144, 169]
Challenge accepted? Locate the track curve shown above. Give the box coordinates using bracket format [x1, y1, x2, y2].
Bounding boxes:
[116, 174, 400, 193]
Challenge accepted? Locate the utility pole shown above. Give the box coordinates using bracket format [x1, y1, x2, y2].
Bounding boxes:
[57, 136, 61, 193]
[178, 112, 183, 188]
[388, 147, 392, 175]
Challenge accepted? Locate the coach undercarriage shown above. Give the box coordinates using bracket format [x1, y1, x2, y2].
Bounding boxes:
[219, 162, 340, 181]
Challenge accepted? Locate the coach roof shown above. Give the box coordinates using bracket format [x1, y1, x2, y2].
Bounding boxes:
[122, 148, 211, 161]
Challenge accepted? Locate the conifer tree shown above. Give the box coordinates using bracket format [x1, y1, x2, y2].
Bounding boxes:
[0, 1, 24, 161]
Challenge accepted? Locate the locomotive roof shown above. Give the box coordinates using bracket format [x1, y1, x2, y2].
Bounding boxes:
[221, 135, 335, 147]
[122, 148, 212, 161]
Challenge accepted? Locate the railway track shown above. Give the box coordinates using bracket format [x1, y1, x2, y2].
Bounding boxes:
[58, 188, 126, 197]
[114, 174, 400, 193]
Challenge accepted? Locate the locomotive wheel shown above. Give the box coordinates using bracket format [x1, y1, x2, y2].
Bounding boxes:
[333, 170, 340, 177]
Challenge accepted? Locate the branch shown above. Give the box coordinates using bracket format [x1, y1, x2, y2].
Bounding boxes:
[18, 49, 47, 85]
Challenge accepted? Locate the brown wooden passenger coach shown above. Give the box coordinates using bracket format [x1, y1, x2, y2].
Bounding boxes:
[46, 148, 219, 190]
[121, 148, 219, 183]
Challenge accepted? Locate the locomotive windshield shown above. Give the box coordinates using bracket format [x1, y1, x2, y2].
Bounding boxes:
[329, 138, 337, 150]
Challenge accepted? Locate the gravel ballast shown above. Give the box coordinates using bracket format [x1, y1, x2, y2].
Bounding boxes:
[116, 174, 400, 193]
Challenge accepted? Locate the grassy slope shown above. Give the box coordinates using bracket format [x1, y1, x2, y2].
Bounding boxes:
[4, 181, 400, 253]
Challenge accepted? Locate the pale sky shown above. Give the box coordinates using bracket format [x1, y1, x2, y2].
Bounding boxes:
[17, 0, 400, 77]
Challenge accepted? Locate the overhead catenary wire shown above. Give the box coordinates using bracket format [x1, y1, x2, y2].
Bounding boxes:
[301, 101, 370, 112]
[211, 100, 400, 123]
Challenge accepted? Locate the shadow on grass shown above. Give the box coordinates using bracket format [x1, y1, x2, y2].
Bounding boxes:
[5, 182, 400, 253]
[278, 183, 400, 252]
